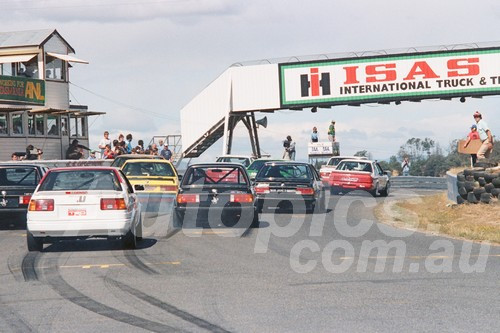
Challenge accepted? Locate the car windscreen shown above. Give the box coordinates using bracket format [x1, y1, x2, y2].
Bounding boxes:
[0, 167, 38, 186]
[327, 157, 345, 166]
[39, 170, 121, 191]
[256, 164, 311, 180]
[336, 161, 373, 173]
[183, 166, 249, 186]
[122, 162, 175, 177]
[216, 157, 250, 167]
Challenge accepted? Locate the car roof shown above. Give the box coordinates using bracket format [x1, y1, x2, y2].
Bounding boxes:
[115, 154, 164, 159]
[330, 156, 368, 159]
[216, 155, 253, 159]
[0, 163, 43, 168]
[338, 159, 374, 164]
[262, 161, 310, 166]
[47, 166, 120, 172]
[187, 162, 247, 168]
[122, 159, 172, 164]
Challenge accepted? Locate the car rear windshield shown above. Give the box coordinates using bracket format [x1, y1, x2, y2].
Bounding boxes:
[216, 157, 250, 167]
[183, 166, 249, 186]
[257, 164, 311, 180]
[0, 167, 38, 186]
[122, 162, 175, 177]
[337, 161, 372, 173]
[39, 170, 121, 191]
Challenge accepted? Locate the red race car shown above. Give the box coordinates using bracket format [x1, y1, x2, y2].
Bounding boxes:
[328, 159, 391, 197]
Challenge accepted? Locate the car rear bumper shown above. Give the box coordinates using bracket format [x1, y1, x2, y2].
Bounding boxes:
[27, 219, 133, 237]
[174, 205, 256, 225]
[255, 194, 316, 210]
[331, 183, 375, 191]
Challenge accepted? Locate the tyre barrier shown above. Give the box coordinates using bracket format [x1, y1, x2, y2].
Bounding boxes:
[452, 167, 500, 205]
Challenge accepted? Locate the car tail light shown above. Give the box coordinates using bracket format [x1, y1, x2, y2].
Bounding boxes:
[100, 198, 127, 210]
[296, 187, 315, 195]
[28, 199, 54, 211]
[177, 194, 200, 204]
[255, 184, 270, 194]
[320, 171, 330, 177]
[159, 185, 177, 192]
[230, 193, 254, 203]
[19, 195, 31, 205]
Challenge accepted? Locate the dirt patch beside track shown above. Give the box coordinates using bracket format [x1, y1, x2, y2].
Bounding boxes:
[375, 192, 500, 244]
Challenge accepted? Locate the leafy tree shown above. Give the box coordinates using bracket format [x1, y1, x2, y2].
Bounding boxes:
[398, 137, 435, 161]
[354, 150, 372, 159]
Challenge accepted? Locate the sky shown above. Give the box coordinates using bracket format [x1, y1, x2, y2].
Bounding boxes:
[1, 0, 499, 162]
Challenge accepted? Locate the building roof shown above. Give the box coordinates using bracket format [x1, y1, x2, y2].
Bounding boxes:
[0, 29, 75, 53]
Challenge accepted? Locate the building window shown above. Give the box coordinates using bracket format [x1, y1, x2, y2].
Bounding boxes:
[11, 113, 23, 135]
[70, 116, 77, 137]
[61, 116, 68, 136]
[47, 115, 59, 136]
[45, 55, 65, 81]
[28, 114, 35, 135]
[0, 113, 7, 135]
[0, 63, 13, 76]
[78, 117, 86, 137]
[18, 58, 39, 79]
[35, 114, 44, 135]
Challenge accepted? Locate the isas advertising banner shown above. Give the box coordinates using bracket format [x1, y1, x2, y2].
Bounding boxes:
[279, 48, 500, 108]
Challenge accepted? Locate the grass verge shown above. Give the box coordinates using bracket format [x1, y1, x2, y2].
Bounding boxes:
[374, 192, 500, 244]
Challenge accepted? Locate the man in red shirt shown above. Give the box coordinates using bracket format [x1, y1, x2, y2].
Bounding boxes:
[464, 124, 480, 166]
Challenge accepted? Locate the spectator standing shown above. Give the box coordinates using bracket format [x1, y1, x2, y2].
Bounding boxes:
[328, 121, 336, 142]
[66, 139, 83, 160]
[98, 131, 111, 156]
[401, 156, 411, 176]
[161, 144, 173, 161]
[311, 127, 319, 142]
[125, 134, 133, 154]
[283, 135, 296, 160]
[11, 153, 19, 161]
[463, 124, 480, 166]
[473, 111, 494, 159]
[138, 140, 144, 152]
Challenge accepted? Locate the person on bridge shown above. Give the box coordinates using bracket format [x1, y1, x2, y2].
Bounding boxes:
[311, 127, 319, 142]
[473, 111, 494, 160]
[282, 135, 296, 160]
[328, 121, 336, 142]
[161, 144, 173, 161]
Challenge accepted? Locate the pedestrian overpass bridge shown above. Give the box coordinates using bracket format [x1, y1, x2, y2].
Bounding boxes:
[180, 42, 500, 160]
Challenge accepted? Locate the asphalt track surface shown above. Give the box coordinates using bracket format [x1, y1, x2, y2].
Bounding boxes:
[0, 190, 499, 332]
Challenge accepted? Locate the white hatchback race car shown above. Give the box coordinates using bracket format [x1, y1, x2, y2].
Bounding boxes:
[27, 167, 142, 251]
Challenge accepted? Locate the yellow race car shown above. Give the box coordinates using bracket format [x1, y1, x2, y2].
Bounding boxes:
[121, 159, 179, 194]
[121, 159, 179, 214]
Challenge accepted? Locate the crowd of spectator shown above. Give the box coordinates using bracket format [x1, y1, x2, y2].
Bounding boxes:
[97, 131, 173, 161]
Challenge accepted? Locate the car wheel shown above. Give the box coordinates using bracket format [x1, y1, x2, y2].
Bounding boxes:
[27, 231, 43, 252]
[330, 187, 338, 195]
[379, 182, 390, 197]
[369, 188, 378, 197]
[122, 230, 137, 249]
[135, 217, 143, 242]
[316, 191, 326, 213]
[251, 209, 260, 228]
[256, 200, 263, 213]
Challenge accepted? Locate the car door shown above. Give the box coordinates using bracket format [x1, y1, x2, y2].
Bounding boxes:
[374, 163, 387, 189]
[309, 165, 323, 198]
[119, 170, 139, 225]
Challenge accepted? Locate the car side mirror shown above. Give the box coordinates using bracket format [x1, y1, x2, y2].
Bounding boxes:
[134, 184, 144, 191]
[384, 170, 392, 177]
[177, 174, 183, 182]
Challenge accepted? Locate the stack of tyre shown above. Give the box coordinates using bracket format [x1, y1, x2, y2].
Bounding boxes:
[456, 167, 500, 204]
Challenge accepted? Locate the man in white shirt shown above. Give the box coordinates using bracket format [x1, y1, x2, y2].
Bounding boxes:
[98, 131, 111, 157]
[473, 111, 494, 159]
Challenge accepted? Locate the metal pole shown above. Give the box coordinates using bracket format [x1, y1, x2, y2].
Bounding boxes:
[250, 113, 261, 158]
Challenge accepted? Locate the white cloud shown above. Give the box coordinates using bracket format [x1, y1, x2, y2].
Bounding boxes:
[2, 0, 245, 22]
